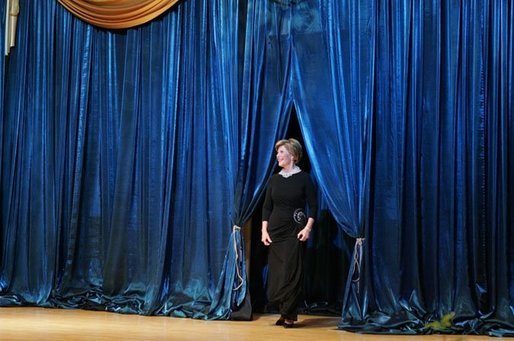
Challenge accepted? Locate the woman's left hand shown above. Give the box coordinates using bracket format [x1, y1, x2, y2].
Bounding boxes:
[297, 227, 311, 242]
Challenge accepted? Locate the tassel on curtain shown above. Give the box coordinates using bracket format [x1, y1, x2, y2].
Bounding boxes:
[4, 0, 19, 56]
[57, 0, 180, 29]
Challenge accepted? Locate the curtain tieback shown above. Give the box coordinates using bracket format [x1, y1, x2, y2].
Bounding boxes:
[352, 238, 365, 285]
[232, 225, 244, 291]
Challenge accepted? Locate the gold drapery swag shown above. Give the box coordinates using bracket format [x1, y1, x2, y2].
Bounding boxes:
[57, 0, 181, 29]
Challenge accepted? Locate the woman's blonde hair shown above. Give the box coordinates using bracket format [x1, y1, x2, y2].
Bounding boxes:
[275, 138, 303, 163]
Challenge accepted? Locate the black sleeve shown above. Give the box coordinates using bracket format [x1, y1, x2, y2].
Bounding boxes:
[305, 175, 318, 219]
[262, 179, 273, 221]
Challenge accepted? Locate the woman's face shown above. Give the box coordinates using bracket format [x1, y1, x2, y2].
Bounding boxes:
[276, 145, 294, 169]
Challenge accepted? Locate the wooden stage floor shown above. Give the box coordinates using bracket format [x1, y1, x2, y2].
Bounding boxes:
[0, 307, 494, 340]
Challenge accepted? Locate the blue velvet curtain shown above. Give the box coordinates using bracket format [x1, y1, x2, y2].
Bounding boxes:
[348, 0, 514, 335]
[243, 0, 514, 336]
[0, 0, 248, 319]
[1, 0, 514, 336]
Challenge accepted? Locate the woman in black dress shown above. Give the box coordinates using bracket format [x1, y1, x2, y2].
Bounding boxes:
[261, 138, 317, 328]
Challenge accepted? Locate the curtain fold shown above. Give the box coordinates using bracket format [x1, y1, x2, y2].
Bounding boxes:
[288, 0, 375, 322]
[57, 0, 180, 29]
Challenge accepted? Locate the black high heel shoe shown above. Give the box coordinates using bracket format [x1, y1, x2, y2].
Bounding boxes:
[283, 320, 295, 328]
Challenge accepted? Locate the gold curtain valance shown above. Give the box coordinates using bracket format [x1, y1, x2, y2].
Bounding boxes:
[57, 0, 181, 29]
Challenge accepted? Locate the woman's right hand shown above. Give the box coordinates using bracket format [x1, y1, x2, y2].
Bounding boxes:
[261, 222, 272, 245]
[261, 229, 272, 245]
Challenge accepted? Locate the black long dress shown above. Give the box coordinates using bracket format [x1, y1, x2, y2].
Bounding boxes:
[262, 171, 317, 321]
